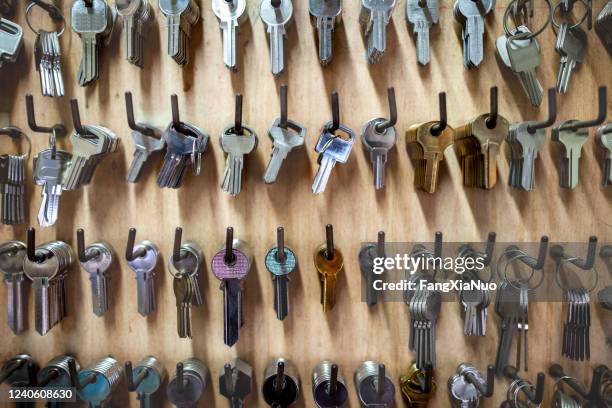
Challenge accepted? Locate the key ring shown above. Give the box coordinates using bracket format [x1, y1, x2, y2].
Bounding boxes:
[319, 121, 353, 154]
[0, 126, 32, 159]
[25, 0, 65, 36]
[504, 0, 552, 40]
[513, 380, 539, 407]
[497, 248, 545, 292]
[551, 0, 590, 31]
[457, 246, 495, 283]
[554, 256, 599, 293]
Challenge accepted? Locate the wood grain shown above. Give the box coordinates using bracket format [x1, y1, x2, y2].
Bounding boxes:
[0, 0, 611, 406]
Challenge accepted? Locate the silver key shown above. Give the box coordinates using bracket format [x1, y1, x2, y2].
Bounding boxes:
[213, 0, 247, 71]
[0, 18, 23, 67]
[309, 0, 342, 66]
[555, 23, 587, 94]
[260, 0, 293, 75]
[596, 123, 612, 186]
[312, 122, 355, 194]
[406, 0, 439, 65]
[116, 0, 152, 68]
[126, 231, 159, 317]
[127, 127, 165, 183]
[496, 26, 543, 106]
[33, 149, 71, 227]
[506, 122, 546, 191]
[220, 124, 258, 196]
[158, 0, 200, 66]
[361, 117, 397, 190]
[263, 118, 306, 184]
[0, 241, 26, 334]
[552, 120, 588, 189]
[77, 229, 114, 317]
[453, 0, 494, 69]
[359, 0, 396, 64]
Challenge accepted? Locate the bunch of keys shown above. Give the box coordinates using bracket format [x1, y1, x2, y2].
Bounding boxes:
[219, 358, 253, 407]
[76, 229, 114, 317]
[354, 362, 396, 407]
[125, 356, 167, 407]
[167, 359, 208, 407]
[26, 1, 65, 97]
[211, 227, 252, 347]
[359, 0, 397, 64]
[406, 92, 454, 193]
[125, 228, 159, 317]
[212, 0, 247, 71]
[359, 231, 386, 307]
[406, 0, 439, 66]
[71, 0, 115, 87]
[0, 126, 30, 225]
[399, 362, 436, 407]
[0, 240, 27, 334]
[169, 227, 203, 338]
[158, 0, 200, 66]
[116, 0, 153, 67]
[453, 0, 494, 69]
[263, 85, 306, 184]
[309, 0, 342, 66]
[312, 361, 349, 408]
[220, 94, 257, 196]
[265, 227, 297, 321]
[312, 92, 355, 195]
[76, 357, 123, 407]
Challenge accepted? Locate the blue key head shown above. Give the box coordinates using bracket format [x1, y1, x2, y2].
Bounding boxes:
[265, 247, 297, 277]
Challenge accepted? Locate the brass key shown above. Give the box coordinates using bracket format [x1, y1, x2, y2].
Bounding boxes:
[314, 224, 343, 312]
[399, 362, 436, 407]
[406, 92, 454, 193]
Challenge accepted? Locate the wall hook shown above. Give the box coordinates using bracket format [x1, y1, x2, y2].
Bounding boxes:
[506, 236, 549, 270]
[26, 228, 50, 263]
[275, 361, 285, 392]
[460, 232, 496, 267]
[325, 224, 335, 260]
[170, 94, 181, 128]
[173, 227, 185, 261]
[374, 87, 398, 133]
[124, 92, 155, 137]
[37, 357, 78, 387]
[329, 91, 340, 133]
[279, 85, 288, 129]
[466, 364, 495, 398]
[276, 227, 286, 262]
[503, 366, 545, 405]
[76, 229, 101, 263]
[125, 228, 147, 261]
[430, 92, 447, 136]
[486, 86, 498, 129]
[559, 86, 607, 132]
[25, 94, 66, 136]
[68, 358, 97, 390]
[377, 231, 385, 258]
[225, 227, 236, 264]
[70, 99, 96, 139]
[527, 88, 557, 134]
[234, 93, 243, 134]
[125, 361, 150, 392]
[550, 236, 598, 270]
[549, 364, 609, 407]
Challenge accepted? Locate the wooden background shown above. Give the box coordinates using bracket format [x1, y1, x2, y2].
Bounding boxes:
[0, 0, 611, 406]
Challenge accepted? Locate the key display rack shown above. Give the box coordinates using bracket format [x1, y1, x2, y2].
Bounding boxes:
[0, 0, 611, 407]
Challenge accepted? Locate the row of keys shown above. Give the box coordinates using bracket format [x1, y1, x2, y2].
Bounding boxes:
[3, 353, 609, 407]
[4, 85, 611, 228]
[1, 1, 611, 88]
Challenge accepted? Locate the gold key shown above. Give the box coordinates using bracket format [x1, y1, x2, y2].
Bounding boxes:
[314, 224, 343, 312]
[399, 362, 436, 407]
[406, 92, 454, 193]
[454, 87, 509, 189]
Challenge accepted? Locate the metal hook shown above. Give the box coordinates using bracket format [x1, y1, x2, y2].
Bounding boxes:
[462, 232, 496, 267]
[0, 359, 25, 384]
[549, 364, 609, 405]
[506, 236, 549, 270]
[124, 92, 155, 137]
[327, 363, 338, 395]
[374, 87, 398, 133]
[559, 86, 607, 132]
[224, 364, 234, 395]
[377, 231, 385, 258]
[170, 94, 181, 128]
[276, 227, 286, 262]
[527, 88, 557, 134]
[38, 357, 77, 387]
[68, 358, 97, 390]
[279, 85, 288, 129]
[325, 224, 335, 260]
[430, 92, 447, 136]
[375, 364, 385, 395]
[503, 366, 545, 405]
[26, 228, 49, 263]
[125, 361, 150, 392]
[329, 91, 340, 133]
[76, 229, 100, 263]
[275, 361, 285, 393]
[70, 99, 96, 138]
[173, 227, 184, 261]
[420, 362, 434, 394]
[465, 365, 495, 398]
[486, 86, 498, 129]
[234, 93, 243, 134]
[176, 362, 188, 394]
[434, 231, 443, 258]
[25, 94, 66, 136]
[550, 236, 598, 270]
[125, 228, 146, 261]
[225, 227, 236, 264]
